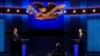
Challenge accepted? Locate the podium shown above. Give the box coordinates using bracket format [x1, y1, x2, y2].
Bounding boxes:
[21, 39, 30, 56]
[21, 39, 30, 44]
[71, 39, 81, 44]
[71, 39, 85, 56]
[71, 39, 81, 56]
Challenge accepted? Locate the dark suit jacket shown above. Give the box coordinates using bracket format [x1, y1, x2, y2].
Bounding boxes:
[78, 33, 85, 39]
[10, 33, 21, 56]
[12, 33, 21, 41]
[52, 49, 65, 56]
[78, 33, 85, 56]
[10, 33, 21, 45]
[78, 33, 85, 43]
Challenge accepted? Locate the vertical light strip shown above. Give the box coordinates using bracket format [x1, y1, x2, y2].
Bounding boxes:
[22, 44, 26, 56]
[79, 0, 87, 30]
[22, 0, 29, 8]
[0, 19, 5, 52]
[79, 0, 87, 8]
[64, 1, 71, 32]
[21, 15, 29, 32]
[5, 14, 13, 31]
[5, 0, 13, 53]
[5, 0, 13, 31]
[21, 0, 29, 32]
[5, 0, 12, 7]
[74, 44, 78, 56]
[21, 0, 29, 55]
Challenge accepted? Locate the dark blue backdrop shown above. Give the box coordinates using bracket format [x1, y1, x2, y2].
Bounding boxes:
[0, 14, 5, 52]
[0, 0, 100, 56]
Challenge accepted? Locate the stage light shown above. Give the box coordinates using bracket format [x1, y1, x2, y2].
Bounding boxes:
[7, 8, 10, 12]
[73, 10, 76, 13]
[92, 9, 96, 13]
[82, 9, 86, 13]
[64, 10, 66, 13]
[16, 9, 20, 13]
[26, 9, 29, 13]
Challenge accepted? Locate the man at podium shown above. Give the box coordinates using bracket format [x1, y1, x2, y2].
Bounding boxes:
[10, 28, 21, 56]
[78, 28, 85, 56]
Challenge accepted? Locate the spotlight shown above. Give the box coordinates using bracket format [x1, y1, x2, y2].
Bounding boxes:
[16, 9, 20, 13]
[64, 10, 67, 13]
[92, 9, 96, 13]
[73, 10, 76, 13]
[7, 8, 10, 12]
[26, 9, 29, 13]
[82, 9, 86, 13]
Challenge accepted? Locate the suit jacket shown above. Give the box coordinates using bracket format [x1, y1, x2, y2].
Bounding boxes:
[78, 33, 86, 56]
[78, 33, 85, 42]
[79, 33, 85, 39]
[78, 33, 85, 51]
[11, 33, 21, 42]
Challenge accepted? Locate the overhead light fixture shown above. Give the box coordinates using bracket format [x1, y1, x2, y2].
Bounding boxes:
[92, 9, 96, 13]
[73, 10, 76, 13]
[7, 8, 10, 12]
[64, 10, 67, 13]
[16, 9, 20, 13]
[82, 9, 86, 13]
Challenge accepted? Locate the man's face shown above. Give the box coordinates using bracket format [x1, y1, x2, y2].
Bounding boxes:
[79, 29, 82, 33]
[40, 7, 46, 12]
[14, 28, 18, 33]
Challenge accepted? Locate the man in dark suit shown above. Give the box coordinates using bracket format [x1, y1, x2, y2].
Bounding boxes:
[78, 28, 85, 56]
[78, 28, 85, 39]
[11, 28, 21, 56]
[51, 43, 65, 56]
